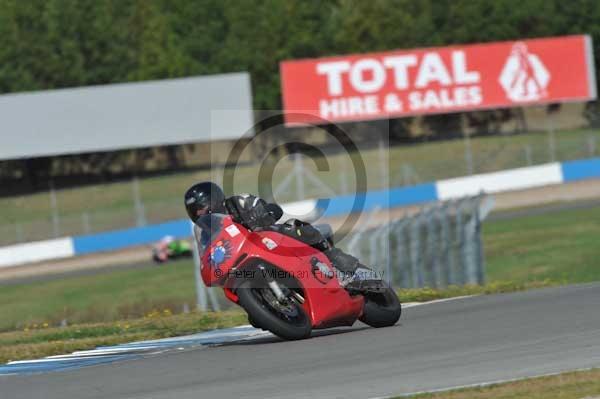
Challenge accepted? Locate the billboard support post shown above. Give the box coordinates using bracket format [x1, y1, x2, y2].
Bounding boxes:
[378, 137, 388, 188]
[132, 177, 147, 227]
[463, 134, 474, 175]
[49, 181, 60, 238]
[82, 212, 91, 235]
[524, 145, 533, 166]
[548, 129, 556, 162]
[587, 134, 597, 157]
[15, 223, 23, 243]
[546, 108, 557, 162]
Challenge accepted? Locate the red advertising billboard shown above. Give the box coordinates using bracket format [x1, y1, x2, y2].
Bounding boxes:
[280, 35, 596, 125]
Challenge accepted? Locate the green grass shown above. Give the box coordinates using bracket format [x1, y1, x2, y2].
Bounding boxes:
[2, 203, 600, 334]
[484, 205, 600, 284]
[399, 369, 600, 399]
[397, 281, 554, 303]
[0, 310, 248, 364]
[0, 259, 197, 332]
[1, 128, 599, 244]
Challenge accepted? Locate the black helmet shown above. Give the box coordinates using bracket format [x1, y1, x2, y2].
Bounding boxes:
[184, 182, 225, 221]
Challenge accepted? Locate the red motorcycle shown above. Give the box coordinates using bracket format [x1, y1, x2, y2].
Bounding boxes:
[195, 213, 402, 340]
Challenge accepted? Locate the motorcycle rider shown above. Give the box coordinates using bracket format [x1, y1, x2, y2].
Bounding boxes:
[184, 181, 380, 291]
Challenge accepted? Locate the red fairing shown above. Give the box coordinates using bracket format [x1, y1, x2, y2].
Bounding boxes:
[198, 215, 364, 329]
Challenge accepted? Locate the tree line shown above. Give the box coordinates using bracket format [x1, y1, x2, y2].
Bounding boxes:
[1, 0, 599, 192]
[0, 0, 598, 110]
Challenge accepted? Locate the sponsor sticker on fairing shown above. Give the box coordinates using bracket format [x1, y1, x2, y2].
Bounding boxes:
[262, 237, 278, 250]
[225, 224, 240, 237]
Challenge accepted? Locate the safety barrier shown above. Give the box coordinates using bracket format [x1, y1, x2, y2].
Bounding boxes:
[0, 237, 74, 268]
[339, 195, 494, 288]
[561, 157, 600, 182]
[1, 157, 599, 268]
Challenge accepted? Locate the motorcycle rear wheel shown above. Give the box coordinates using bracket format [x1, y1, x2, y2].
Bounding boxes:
[359, 286, 402, 328]
[237, 280, 312, 340]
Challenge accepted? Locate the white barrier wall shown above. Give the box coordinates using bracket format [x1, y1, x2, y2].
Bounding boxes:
[0, 237, 74, 268]
[1, 157, 599, 269]
[436, 163, 563, 200]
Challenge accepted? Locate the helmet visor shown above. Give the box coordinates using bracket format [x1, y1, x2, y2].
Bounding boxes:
[187, 203, 209, 222]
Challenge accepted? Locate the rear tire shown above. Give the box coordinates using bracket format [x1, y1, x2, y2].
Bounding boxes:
[237, 280, 311, 340]
[248, 315, 261, 329]
[359, 286, 402, 328]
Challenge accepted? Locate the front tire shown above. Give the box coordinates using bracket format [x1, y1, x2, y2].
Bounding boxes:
[237, 280, 312, 340]
[359, 286, 402, 328]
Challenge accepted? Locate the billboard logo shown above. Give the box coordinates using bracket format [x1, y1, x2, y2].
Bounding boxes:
[499, 42, 550, 103]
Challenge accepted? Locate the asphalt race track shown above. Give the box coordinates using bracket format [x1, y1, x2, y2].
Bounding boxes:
[2, 283, 600, 399]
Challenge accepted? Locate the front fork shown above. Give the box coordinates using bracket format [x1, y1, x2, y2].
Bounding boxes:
[259, 264, 286, 301]
[258, 264, 305, 304]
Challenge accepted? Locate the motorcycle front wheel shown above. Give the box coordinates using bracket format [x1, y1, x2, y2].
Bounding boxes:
[237, 279, 312, 340]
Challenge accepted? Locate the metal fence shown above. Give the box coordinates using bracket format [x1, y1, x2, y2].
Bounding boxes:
[1, 126, 598, 247]
[339, 195, 494, 289]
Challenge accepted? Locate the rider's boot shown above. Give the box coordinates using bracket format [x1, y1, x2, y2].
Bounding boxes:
[344, 269, 387, 293]
[323, 248, 386, 293]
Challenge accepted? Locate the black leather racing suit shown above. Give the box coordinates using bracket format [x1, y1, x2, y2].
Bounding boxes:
[224, 194, 361, 277]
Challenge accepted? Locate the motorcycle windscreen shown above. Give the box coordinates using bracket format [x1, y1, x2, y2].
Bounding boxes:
[193, 213, 227, 257]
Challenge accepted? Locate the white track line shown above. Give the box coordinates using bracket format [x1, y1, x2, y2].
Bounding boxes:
[7, 354, 126, 365]
[402, 295, 475, 308]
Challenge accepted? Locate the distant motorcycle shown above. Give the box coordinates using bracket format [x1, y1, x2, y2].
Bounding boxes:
[152, 236, 193, 263]
[194, 214, 401, 340]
